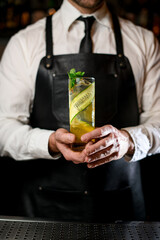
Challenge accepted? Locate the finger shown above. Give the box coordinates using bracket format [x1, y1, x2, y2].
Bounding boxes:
[85, 135, 117, 156]
[87, 152, 118, 168]
[81, 125, 114, 143]
[81, 128, 102, 143]
[56, 128, 76, 144]
[61, 144, 86, 163]
[85, 144, 113, 163]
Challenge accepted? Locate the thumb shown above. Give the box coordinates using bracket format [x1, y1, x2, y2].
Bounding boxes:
[56, 128, 76, 144]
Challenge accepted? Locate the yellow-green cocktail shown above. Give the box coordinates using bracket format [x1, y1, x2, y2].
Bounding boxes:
[68, 69, 95, 150]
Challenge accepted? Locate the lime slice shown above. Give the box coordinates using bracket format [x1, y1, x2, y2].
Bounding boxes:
[70, 82, 95, 123]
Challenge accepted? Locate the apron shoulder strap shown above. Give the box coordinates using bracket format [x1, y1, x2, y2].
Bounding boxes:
[45, 15, 53, 69]
[110, 9, 127, 68]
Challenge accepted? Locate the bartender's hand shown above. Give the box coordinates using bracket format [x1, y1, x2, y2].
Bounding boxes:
[81, 125, 135, 168]
[48, 128, 86, 164]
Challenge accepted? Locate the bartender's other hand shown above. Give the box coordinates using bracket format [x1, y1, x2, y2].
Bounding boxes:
[48, 128, 86, 164]
[81, 125, 135, 168]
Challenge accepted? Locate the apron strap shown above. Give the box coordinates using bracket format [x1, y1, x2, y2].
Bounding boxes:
[45, 15, 53, 69]
[110, 10, 127, 68]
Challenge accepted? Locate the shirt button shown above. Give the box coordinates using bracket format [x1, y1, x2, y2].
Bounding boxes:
[84, 190, 88, 195]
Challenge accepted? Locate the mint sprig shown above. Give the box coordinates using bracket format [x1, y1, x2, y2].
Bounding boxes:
[68, 68, 85, 90]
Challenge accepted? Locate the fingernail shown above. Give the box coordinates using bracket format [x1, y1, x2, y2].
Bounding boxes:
[81, 135, 87, 142]
[87, 164, 93, 168]
[68, 134, 74, 142]
[87, 157, 92, 162]
[85, 156, 91, 163]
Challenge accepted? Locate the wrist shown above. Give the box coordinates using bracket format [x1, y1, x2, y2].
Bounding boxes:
[127, 136, 135, 155]
[121, 130, 135, 156]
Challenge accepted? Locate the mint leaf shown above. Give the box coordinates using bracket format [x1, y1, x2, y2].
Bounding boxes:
[68, 68, 85, 90]
[70, 68, 76, 75]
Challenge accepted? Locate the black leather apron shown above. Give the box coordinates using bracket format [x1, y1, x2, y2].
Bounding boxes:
[23, 11, 145, 222]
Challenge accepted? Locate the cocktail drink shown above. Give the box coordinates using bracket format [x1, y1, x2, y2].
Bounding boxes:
[68, 69, 95, 150]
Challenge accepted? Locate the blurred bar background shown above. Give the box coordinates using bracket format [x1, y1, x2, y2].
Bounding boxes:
[0, 0, 160, 58]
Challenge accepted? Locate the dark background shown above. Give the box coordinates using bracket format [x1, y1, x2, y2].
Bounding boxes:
[0, 0, 160, 38]
[0, 0, 160, 57]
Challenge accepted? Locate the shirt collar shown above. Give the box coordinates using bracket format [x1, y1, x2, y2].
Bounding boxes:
[60, 0, 111, 32]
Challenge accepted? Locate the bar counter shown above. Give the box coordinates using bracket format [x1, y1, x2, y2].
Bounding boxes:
[0, 216, 160, 239]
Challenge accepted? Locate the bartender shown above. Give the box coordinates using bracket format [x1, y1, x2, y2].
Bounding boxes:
[0, 0, 160, 222]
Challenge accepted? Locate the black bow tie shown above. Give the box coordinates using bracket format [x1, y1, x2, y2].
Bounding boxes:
[77, 16, 95, 53]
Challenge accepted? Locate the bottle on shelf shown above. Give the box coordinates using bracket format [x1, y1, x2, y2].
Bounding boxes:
[0, 0, 31, 37]
[152, 13, 160, 40]
[6, 0, 18, 29]
[47, 0, 56, 15]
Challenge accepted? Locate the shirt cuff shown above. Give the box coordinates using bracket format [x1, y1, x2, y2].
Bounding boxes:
[122, 126, 150, 162]
[29, 128, 61, 160]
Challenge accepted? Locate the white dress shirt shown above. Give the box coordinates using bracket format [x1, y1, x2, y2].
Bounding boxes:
[0, 0, 160, 162]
